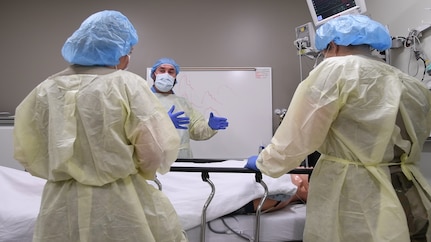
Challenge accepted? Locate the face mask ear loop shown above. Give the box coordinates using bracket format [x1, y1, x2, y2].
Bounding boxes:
[123, 55, 131, 71]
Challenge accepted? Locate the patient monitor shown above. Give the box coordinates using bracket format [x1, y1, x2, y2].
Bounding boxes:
[306, 0, 367, 27]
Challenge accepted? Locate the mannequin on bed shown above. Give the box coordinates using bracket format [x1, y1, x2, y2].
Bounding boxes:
[229, 173, 309, 215]
[235, 152, 317, 215]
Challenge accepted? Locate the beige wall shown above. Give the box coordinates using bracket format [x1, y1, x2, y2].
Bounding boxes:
[365, 0, 431, 75]
[1, 0, 431, 181]
[0, 0, 312, 131]
[365, 0, 431, 184]
[2, 1, 431, 128]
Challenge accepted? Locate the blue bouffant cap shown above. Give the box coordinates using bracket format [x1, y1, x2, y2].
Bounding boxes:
[315, 14, 391, 51]
[151, 58, 180, 77]
[61, 10, 138, 66]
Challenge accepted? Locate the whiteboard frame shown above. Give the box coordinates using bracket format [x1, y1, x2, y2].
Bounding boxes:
[146, 67, 273, 159]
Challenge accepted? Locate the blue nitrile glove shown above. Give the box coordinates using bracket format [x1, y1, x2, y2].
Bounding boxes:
[245, 155, 259, 171]
[208, 112, 229, 130]
[168, 105, 190, 129]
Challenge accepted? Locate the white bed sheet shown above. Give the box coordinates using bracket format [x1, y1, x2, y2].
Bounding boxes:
[0, 160, 301, 242]
[0, 166, 45, 242]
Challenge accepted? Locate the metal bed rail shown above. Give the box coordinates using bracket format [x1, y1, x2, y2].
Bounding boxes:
[154, 159, 313, 242]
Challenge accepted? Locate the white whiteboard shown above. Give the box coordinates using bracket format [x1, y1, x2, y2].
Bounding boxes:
[146, 67, 273, 159]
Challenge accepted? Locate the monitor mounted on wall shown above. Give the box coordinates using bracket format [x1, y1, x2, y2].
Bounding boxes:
[306, 0, 367, 27]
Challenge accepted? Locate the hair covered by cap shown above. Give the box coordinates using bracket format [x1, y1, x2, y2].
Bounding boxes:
[151, 57, 180, 78]
[61, 10, 138, 66]
[315, 14, 391, 51]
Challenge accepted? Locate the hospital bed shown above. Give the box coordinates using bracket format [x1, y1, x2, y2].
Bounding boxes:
[0, 160, 310, 242]
[164, 159, 310, 242]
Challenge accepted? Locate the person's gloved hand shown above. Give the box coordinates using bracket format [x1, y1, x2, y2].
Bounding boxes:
[208, 112, 229, 130]
[168, 105, 190, 129]
[245, 155, 259, 171]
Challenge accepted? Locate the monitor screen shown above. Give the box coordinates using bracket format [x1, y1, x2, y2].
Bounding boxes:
[306, 0, 366, 27]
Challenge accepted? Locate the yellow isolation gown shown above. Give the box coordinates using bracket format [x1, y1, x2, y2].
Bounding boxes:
[256, 55, 431, 242]
[14, 66, 188, 242]
[153, 90, 217, 158]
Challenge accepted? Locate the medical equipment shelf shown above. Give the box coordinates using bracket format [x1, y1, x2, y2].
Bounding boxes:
[168, 159, 312, 242]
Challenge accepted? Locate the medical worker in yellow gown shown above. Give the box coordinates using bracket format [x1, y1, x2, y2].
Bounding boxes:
[149, 58, 229, 158]
[13, 10, 187, 242]
[246, 15, 431, 242]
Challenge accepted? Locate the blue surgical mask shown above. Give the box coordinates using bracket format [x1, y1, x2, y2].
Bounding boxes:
[155, 73, 175, 92]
